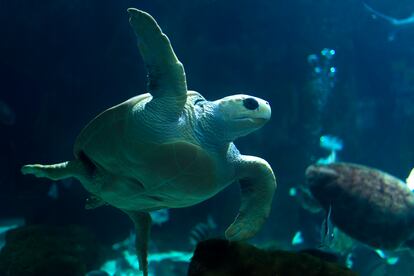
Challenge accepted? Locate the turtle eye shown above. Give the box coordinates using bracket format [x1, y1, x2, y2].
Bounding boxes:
[243, 98, 259, 110]
[194, 98, 205, 106]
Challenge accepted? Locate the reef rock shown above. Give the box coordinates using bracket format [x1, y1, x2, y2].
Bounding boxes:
[188, 239, 356, 276]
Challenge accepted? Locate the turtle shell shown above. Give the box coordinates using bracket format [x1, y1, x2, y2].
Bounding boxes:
[71, 93, 222, 210]
[73, 94, 149, 160]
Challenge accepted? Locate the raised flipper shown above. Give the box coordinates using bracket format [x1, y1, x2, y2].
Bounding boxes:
[127, 8, 187, 117]
[225, 155, 276, 241]
[123, 210, 152, 276]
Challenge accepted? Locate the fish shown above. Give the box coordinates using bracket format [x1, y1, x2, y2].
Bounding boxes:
[320, 205, 335, 248]
[317, 135, 343, 165]
[305, 162, 414, 251]
[149, 209, 170, 226]
[319, 135, 343, 152]
[112, 230, 135, 252]
[318, 206, 355, 267]
[374, 249, 399, 265]
[291, 231, 304, 246]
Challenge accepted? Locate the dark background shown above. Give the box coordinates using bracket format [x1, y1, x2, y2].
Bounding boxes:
[1, 0, 414, 274]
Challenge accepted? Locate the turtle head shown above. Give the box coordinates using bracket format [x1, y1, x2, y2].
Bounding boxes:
[189, 92, 271, 142]
[215, 94, 271, 133]
[210, 94, 272, 141]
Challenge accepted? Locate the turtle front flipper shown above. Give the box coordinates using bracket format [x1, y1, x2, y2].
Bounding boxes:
[123, 210, 152, 276]
[225, 156, 276, 241]
[127, 8, 187, 117]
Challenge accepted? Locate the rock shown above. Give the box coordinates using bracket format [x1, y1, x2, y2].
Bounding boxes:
[0, 224, 110, 276]
[188, 239, 357, 276]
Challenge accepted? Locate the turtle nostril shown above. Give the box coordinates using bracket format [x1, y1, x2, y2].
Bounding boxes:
[243, 98, 259, 110]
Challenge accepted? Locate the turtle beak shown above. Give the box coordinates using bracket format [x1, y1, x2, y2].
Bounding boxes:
[211, 94, 271, 141]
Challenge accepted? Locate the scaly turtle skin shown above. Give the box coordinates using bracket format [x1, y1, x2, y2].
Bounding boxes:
[306, 163, 414, 251]
[21, 8, 276, 276]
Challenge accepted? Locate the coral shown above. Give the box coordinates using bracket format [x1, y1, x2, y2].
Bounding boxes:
[0, 224, 110, 276]
[188, 239, 357, 276]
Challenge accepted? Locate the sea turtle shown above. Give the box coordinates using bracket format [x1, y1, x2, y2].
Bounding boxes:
[21, 8, 276, 275]
[305, 162, 414, 251]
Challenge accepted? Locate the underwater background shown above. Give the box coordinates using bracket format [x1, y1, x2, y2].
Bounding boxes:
[1, 0, 414, 275]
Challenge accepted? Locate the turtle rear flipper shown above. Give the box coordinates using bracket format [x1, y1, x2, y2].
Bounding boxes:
[22, 160, 77, 180]
[22, 151, 95, 181]
[123, 210, 152, 276]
